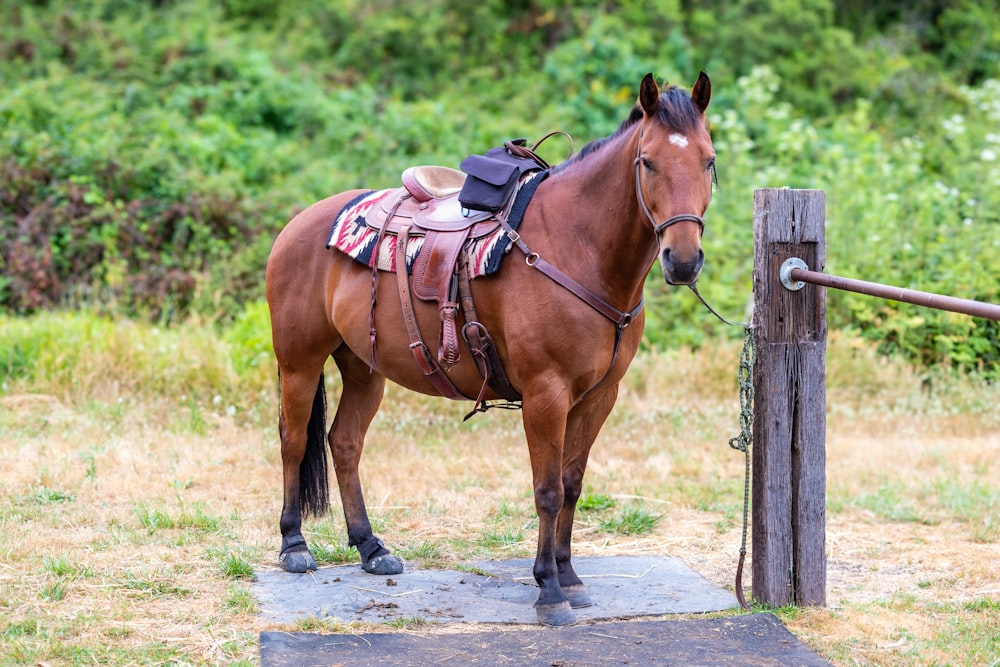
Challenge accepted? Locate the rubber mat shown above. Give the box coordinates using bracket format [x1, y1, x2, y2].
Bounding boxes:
[260, 613, 832, 666]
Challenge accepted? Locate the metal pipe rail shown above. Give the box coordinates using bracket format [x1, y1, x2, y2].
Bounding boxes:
[779, 258, 1000, 321]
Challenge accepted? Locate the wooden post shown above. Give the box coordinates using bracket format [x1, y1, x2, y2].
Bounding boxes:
[751, 188, 827, 607]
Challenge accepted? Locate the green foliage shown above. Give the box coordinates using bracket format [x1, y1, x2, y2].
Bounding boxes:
[224, 300, 272, 374]
[1, 0, 998, 375]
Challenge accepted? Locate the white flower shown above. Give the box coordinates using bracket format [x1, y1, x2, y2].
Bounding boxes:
[981, 148, 997, 162]
[941, 114, 966, 137]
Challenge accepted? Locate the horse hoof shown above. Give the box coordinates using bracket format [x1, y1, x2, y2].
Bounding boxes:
[535, 600, 576, 626]
[279, 549, 317, 573]
[362, 554, 404, 575]
[561, 584, 593, 609]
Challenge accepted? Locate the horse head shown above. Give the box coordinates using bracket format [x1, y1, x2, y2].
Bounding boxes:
[634, 72, 714, 285]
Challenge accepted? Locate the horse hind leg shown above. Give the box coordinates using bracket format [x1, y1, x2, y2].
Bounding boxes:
[330, 347, 403, 576]
[277, 368, 330, 573]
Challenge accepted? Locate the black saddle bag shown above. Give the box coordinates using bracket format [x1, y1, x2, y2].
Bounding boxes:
[458, 153, 520, 212]
[458, 140, 546, 212]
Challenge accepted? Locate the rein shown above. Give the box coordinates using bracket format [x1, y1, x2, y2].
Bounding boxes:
[689, 281, 755, 613]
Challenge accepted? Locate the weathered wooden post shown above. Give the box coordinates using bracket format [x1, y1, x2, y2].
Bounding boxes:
[751, 188, 827, 607]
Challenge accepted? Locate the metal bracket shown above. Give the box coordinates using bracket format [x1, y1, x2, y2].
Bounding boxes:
[780, 257, 808, 291]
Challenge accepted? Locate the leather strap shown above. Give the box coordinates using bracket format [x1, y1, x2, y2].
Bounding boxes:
[654, 213, 705, 235]
[499, 217, 641, 329]
[395, 225, 470, 400]
[368, 194, 408, 373]
[354, 535, 385, 561]
[457, 261, 522, 405]
[412, 228, 472, 369]
[280, 534, 308, 556]
[505, 132, 574, 169]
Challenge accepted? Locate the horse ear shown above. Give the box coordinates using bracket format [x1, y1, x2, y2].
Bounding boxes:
[639, 73, 660, 116]
[691, 71, 711, 114]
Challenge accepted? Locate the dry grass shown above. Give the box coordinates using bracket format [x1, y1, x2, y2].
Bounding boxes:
[1, 317, 998, 665]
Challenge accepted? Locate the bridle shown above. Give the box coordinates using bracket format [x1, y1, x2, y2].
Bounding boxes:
[633, 129, 707, 237]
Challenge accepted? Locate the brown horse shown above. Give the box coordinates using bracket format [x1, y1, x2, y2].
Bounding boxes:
[265, 72, 714, 626]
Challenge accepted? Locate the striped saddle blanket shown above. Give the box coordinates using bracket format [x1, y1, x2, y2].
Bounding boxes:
[327, 189, 507, 277]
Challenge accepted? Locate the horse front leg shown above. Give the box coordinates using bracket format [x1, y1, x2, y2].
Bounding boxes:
[554, 386, 620, 609]
[330, 349, 403, 575]
[523, 387, 576, 626]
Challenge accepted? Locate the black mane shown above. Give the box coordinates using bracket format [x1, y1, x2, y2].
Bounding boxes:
[553, 85, 703, 173]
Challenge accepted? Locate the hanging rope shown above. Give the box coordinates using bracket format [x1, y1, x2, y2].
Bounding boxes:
[689, 283, 755, 612]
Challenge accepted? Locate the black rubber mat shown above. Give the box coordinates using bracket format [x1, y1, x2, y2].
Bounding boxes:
[260, 613, 830, 666]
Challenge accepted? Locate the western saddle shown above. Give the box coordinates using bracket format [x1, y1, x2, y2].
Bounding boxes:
[365, 161, 541, 410]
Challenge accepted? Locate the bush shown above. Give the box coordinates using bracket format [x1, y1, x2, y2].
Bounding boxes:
[1, 0, 998, 376]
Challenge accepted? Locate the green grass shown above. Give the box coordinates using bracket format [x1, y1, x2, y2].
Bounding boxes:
[577, 491, 616, 512]
[476, 519, 525, 550]
[133, 504, 177, 532]
[1, 310, 998, 665]
[24, 486, 75, 505]
[310, 540, 359, 565]
[214, 549, 257, 579]
[840, 475, 999, 542]
[397, 540, 442, 561]
[224, 585, 258, 614]
[42, 555, 78, 578]
[385, 617, 432, 629]
[119, 569, 195, 599]
[597, 505, 661, 536]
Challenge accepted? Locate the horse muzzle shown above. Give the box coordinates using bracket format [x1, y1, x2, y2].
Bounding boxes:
[654, 214, 705, 286]
[660, 246, 705, 285]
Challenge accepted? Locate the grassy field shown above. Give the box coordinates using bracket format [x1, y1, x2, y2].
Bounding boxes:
[0, 313, 998, 665]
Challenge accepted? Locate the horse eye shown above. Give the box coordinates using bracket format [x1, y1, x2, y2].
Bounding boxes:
[641, 157, 654, 171]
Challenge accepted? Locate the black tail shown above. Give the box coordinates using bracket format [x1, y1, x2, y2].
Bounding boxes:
[299, 373, 330, 518]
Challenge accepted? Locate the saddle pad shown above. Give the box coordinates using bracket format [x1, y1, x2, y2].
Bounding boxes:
[327, 190, 512, 277]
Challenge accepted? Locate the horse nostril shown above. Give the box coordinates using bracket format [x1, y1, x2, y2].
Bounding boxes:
[661, 247, 673, 270]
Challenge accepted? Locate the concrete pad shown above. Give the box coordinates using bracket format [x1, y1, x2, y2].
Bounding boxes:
[253, 555, 737, 625]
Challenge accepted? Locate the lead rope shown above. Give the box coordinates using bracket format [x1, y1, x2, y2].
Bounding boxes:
[688, 282, 754, 612]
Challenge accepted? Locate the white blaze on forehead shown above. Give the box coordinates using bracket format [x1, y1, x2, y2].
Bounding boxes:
[669, 133, 689, 148]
